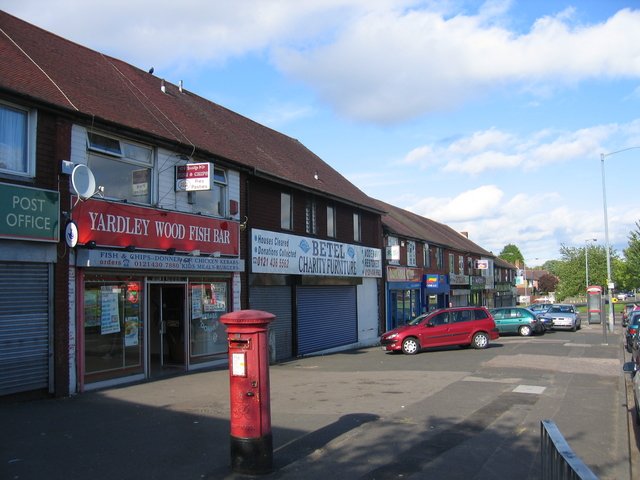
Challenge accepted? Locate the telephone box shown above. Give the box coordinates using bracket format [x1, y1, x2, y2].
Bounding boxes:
[220, 310, 275, 475]
[586, 286, 603, 324]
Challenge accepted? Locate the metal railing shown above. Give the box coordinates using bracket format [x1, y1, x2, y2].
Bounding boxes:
[541, 420, 600, 480]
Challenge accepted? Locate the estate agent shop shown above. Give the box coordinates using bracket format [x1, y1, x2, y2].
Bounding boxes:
[71, 198, 243, 391]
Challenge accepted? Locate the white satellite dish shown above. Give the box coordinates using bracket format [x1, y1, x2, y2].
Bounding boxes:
[71, 164, 97, 200]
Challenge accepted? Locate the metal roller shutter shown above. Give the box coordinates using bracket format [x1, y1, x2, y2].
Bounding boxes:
[0, 262, 51, 396]
[297, 285, 357, 355]
[249, 286, 293, 360]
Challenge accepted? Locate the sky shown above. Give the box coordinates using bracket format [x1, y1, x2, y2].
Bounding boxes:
[2, 0, 640, 266]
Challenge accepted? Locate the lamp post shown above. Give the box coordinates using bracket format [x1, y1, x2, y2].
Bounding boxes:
[585, 238, 597, 288]
[601, 147, 640, 333]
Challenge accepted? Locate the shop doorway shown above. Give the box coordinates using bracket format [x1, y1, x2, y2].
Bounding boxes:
[149, 283, 186, 375]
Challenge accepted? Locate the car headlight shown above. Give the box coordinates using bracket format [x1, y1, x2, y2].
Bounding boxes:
[385, 333, 399, 340]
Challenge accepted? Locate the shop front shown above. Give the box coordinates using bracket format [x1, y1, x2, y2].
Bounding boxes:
[249, 228, 382, 359]
[0, 183, 59, 396]
[421, 274, 450, 312]
[72, 199, 243, 391]
[386, 266, 422, 330]
[449, 274, 470, 307]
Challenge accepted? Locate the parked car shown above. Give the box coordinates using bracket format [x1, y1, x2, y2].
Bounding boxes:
[489, 307, 546, 336]
[622, 304, 639, 327]
[540, 304, 581, 332]
[625, 311, 640, 353]
[617, 292, 629, 301]
[528, 303, 553, 315]
[380, 307, 499, 354]
[623, 361, 640, 425]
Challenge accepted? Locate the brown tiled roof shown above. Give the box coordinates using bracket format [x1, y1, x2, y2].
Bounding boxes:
[372, 198, 493, 256]
[0, 11, 380, 211]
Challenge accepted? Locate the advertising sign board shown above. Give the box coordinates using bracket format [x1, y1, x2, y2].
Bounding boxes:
[0, 183, 59, 242]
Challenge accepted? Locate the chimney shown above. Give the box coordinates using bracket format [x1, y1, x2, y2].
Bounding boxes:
[460, 232, 468, 238]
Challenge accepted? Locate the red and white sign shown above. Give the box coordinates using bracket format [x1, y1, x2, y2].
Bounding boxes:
[175, 163, 210, 191]
[72, 198, 239, 255]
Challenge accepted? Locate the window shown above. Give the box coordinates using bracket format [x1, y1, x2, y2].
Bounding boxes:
[193, 167, 227, 217]
[0, 102, 36, 177]
[327, 205, 336, 238]
[423, 243, 431, 268]
[407, 241, 416, 266]
[353, 212, 361, 242]
[459, 255, 465, 274]
[388, 236, 399, 265]
[435, 247, 443, 269]
[305, 196, 317, 234]
[281, 192, 293, 230]
[87, 132, 153, 204]
[449, 253, 455, 273]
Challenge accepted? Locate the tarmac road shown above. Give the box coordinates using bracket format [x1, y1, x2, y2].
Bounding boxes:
[1, 323, 634, 480]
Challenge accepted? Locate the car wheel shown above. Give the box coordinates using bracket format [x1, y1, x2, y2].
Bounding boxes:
[401, 337, 420, 355]
[571, 322, 577, 332]
[577, 320, 581, 331]
[519, 325, 532, 337]
[471, 332, 489, 349]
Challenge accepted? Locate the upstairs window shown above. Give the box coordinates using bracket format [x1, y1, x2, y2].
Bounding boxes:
[305, 196, 317, 234]
[449, 253, 455, 273]
[388, 236, 399, 265]
[281, 192, 293, 230]
[407, 241, 416, 266]
[459, 255, 465, 274]
[0, 102, 36, 177]
[436, 247, 443, 269]
[87, 132, 153, 204]
[423, 243, 431, 268]
[353, 212, 361, 242]
[327, 205, 336, 238]
[192, 167, 228, 217]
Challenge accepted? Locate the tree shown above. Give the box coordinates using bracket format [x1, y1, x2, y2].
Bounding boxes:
[538, 274, 559, 294]
[542, 260, 563, 277]
[623, 220, 640, 291]
[498, 244, 524, 266]
[555, 243, 613, 300]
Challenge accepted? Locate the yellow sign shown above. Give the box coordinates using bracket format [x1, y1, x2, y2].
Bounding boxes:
[612, 297, 618, 303]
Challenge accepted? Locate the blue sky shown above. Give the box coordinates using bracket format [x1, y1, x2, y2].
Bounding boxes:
[3, 0, 640, 266]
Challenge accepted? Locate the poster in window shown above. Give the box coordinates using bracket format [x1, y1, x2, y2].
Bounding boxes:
[100, 291, 121, 335]
[208, 283, 227, 312]
[132, 169, 149, 196]
[84, 290, 99, 327]
[124, 316, 139, 346]
[191, 285, 203, 319]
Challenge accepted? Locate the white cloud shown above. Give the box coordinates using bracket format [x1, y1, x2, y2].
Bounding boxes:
[407, 185, 504, 222]
[7, 1, 640, 125]
[398, 122, 630, 175]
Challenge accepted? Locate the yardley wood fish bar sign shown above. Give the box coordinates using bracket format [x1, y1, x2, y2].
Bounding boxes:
[251, 228, 382, 278]
[72, 198, 239, 255]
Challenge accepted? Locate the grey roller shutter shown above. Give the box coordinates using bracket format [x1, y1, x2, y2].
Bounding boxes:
[0, 262, 51, 396]
[297, 286, 357, 355]
[249, 286, 293, 360]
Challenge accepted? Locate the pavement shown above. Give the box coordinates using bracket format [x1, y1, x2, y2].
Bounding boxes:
[1, 320, 637, 480]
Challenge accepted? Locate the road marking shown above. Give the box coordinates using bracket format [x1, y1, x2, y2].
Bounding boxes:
[513, 385, 546, 394]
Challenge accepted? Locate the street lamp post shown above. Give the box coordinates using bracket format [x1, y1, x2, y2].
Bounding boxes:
[601, 147, 640, 334]
[585, 238, 597, 288]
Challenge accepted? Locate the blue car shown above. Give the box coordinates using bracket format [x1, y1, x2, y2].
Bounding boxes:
[489, 307, 545, 336]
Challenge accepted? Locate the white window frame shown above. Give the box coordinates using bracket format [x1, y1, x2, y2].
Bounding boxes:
[388, 236, 399, 265]
[305, 196, 317, 234]
[0, 101, 37, 178]
[327, 204, 336, 238]
[449, 253, 455, 273]
[407, 241, 417, 267]
[353, 212, 361, 242]
[423, 243, 431, 268]
[281, 192, 293, 230]
[459, 255, 465, 275]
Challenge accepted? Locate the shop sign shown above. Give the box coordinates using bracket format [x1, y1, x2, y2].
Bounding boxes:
[472, 276, 486, 286]
[386, 245, 400, 261]
[175, 163, 210, 191]
[0, 183, 59, 242]
[72, 198, 239, 255]
[449, 274, 469, 285]
[76, 249, 245, 272]
[475, 259, 489, 269]
[425, 275, 440, 288]
[387, 266, 422, 282]
[251, 228, 382, 278]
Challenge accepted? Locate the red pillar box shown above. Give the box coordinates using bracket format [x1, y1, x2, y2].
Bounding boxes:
[220, 310, 275, 475]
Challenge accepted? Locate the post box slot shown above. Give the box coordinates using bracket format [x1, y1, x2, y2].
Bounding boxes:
[229, 338, 251, 348]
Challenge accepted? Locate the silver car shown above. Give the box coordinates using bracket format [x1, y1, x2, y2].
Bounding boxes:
[541, 304, 581, 332]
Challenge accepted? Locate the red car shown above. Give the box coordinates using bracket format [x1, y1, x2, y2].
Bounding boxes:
[380, 307, 499, 355]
